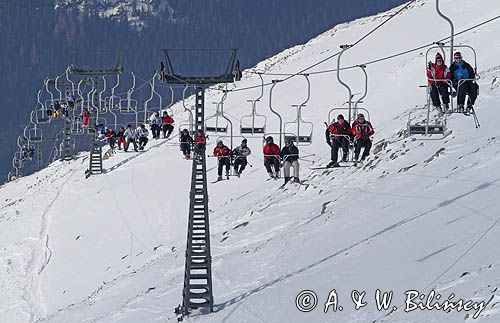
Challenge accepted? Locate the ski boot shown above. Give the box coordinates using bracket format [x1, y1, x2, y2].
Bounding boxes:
[327, 160, 338, 168]
[342, 153, 348, 162]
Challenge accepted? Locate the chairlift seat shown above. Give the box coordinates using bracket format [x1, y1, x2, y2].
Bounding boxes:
[284, 134, 312, 144]
[241, 126, 265, 134]
[408, 125, 445, 135]
[205, 126, 228, 133]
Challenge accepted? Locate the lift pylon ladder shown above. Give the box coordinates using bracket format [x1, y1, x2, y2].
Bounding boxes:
[179, 88, 214, 315]
[86, 136, 103, 178]
[161, 49, 240, 319]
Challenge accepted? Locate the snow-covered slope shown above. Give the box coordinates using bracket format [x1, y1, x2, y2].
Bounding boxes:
[1, 0, 500, 322]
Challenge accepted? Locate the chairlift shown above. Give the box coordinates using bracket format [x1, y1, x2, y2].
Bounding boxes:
[8, 169, 21, 182]
[13, 156, 24, 169]
[28, 111, 43, 142]
[407, 102, 448, 138]
[240, 73, 266, 135]
[28, 128, 43, 143]
[213, 134, 247, 176]
[205, 101, 229, 134]
[328, 107, 371, 125]
[178, 85, 194, 136]
[118, 73, 138, 114]
[283, 74, 313, 145]
[34, 90, 51, 124]
[71, 116, 85, 135]
[264, 79, 284, 147]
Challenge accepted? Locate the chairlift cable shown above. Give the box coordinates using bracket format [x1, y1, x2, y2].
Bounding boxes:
[233, 12, 499, 91]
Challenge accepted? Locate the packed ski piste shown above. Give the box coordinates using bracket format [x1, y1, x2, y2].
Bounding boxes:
[1, 0, 500, 322]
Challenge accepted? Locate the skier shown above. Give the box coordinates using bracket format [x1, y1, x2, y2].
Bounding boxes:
[180, 129, 193, 159]
[232, 138, 251, 176]
[116, 126, 126, 150]
[427, 52, 451, 113]
[124, 124, 138, 152]
[161, 111, 174, 138]
[194, 129, 206, 157]
[105, 127, 117, 150]
[280, 139, 300, 184]
[263, 136, 281, 179]
[450, 51, 478, 113]
[326, 114, 352, 167]
[351, 113, 375, 162]
[149, 112, 162, 139]
[213, 140, 231, 180]
[136, 124, 149, 150]
[82, 108, 91, 126]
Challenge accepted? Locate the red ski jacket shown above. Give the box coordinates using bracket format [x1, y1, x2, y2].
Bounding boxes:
[162, 116, 174, 124]
[195, 136, 206, 144]
[327, 121, 351, 138]
[213, 145, 230, 160]
[352, 120, 374, 138]
[263, 143, 281, 160]
[427, 64, 450, 85]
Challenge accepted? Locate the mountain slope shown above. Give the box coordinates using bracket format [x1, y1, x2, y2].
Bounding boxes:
[1, 0, 500, 322]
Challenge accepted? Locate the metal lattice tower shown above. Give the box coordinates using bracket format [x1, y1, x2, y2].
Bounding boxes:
[180, 88, 214, 314]
[161, 48, 241, 318]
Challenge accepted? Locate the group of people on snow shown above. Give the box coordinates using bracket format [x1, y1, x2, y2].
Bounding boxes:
[427, 51, 478, 114]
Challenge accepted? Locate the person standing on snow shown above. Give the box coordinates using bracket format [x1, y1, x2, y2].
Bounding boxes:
[105, 127, 117, 150]
[136, 124, 149, 150]
[124, 124, 138, 152]
[116, 126, 126, 150]
[149, 112, 162, 139]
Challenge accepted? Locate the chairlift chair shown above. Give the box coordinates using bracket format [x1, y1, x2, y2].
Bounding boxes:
[283, 117, 313, 145]
[328, 107, 371, 125]
[205, 102, 228, 134]
[407, 104, 447, 138]
[240, 100, 266, 135]
[71, 118, 84, 135]
[8, 169, 21, 182]
[13, 156, 24, 169]
[240, 73, 266, 135]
